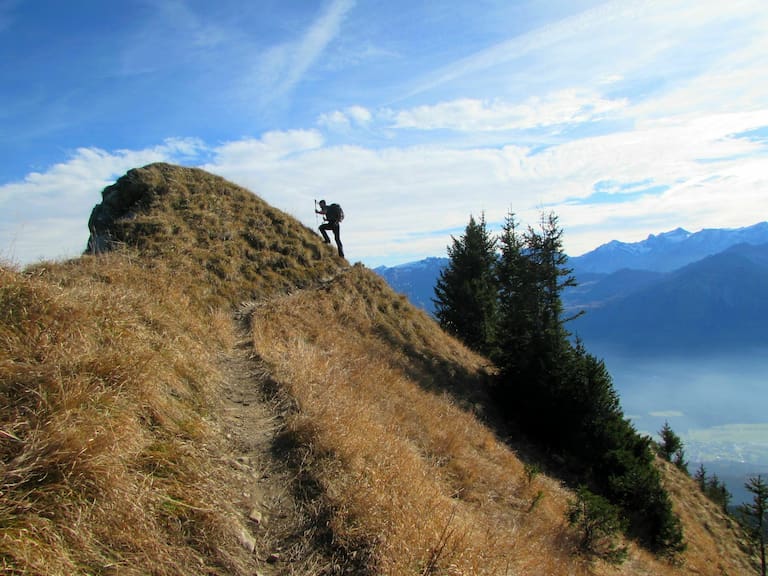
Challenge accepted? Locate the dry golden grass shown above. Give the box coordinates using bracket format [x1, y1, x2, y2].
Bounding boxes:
[660, 459, 755, 575]
[1, 256, 253, 575]
[246, 265, 759, 576]
[1, 164, 758, 575]
[248, 266, 592, 575]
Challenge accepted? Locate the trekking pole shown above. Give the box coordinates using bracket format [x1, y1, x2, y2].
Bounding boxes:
[314, 199, 319, 226]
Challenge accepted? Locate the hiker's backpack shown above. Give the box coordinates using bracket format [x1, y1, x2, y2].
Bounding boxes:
[326, 203, 344, 223]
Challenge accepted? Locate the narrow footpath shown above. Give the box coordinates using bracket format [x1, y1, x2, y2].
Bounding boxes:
[216, 310, 343, 576]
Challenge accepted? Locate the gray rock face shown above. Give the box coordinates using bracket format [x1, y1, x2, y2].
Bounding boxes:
[85, 164, 167, 254]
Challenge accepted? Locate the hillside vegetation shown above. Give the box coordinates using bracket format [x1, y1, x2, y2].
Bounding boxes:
[0, 163, 757, 574]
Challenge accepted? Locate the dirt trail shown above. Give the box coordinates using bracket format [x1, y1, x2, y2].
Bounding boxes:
[216, 315, 340, 576]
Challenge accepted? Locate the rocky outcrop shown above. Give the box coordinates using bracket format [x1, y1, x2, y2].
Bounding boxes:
[85, 164, 167, 254]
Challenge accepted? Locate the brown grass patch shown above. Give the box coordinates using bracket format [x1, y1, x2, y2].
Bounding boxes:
[1, 256, 253, 575]
[248, 266, 591, 575]
[246, 265, 758, 575]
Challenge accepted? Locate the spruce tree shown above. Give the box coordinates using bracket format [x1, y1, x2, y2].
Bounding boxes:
[495, 211, 577, 436]
[658, 421, 688, 473]
[494, 211, 535, 377]
[433, 214, 498, 355]
[658, 421, 682, 461]
[523, 212, 578, 342]
[493, 210, 684, 556]
[739, 475, 767, 576]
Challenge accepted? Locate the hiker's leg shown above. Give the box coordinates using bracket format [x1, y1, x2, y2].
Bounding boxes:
[319, 223, 331, 243]
[332, 225, 344, 257]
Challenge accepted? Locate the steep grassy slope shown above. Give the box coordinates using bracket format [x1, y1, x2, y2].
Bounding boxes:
[0, 164, 757, 575]
[1, 257, 251, 574]
[243, 265, 757, 576]
[245, 266, 584, 574]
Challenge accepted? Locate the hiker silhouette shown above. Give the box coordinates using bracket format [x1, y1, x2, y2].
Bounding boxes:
[315, 199, 345, 258]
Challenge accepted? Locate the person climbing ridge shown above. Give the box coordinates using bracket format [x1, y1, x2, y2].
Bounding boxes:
[315, 199, 345, 258]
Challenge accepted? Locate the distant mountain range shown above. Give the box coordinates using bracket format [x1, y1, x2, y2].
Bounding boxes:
[569, 221, 768, 274]
[374, 257, 447, 314]
[374, 222, 768, 354]
[568, 242, 768, 354]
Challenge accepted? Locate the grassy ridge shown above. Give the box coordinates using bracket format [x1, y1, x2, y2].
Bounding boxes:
[1, 163, 757, 575]
[87, 163, 345, 306]
[245, 265, 756, 575]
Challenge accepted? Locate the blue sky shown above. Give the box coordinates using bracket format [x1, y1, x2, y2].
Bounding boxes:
[2, 0, 768, 267]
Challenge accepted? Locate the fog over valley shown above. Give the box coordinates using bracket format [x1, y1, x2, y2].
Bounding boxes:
[588, 346, 768, 460]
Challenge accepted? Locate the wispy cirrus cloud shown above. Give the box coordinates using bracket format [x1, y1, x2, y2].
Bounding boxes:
[255, 0, 356, 105]
[118, 0, 232, 77]
[404, 0, 768, 119]
[403, 0, 640, 99]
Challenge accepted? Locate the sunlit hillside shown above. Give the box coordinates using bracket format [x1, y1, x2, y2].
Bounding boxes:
[0, 164, 757, 575]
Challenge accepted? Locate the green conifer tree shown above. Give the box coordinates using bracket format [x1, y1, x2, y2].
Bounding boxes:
[658, 421, 688, 473]
[494, 211, 535, 376]
[433, 213, 498, 355]
[739, 475, 767, 576]
[495, 211, 577, 438]
[523, 212, 578, 342]
[658, 421, 682, 461]
[493, 210, 685, 556]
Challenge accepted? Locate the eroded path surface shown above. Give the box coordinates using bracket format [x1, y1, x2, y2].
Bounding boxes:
[217, 316, 342, 576]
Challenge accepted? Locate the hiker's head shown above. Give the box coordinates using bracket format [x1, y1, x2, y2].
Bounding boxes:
[319, 200, 327, 208]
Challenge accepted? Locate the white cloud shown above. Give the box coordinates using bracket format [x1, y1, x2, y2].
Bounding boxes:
[649, 411, 684, 419]
[318, 105, 373, 130]
[347, 105, 372, 125]
[394, 91, 628, 132]
[317, 110, 352, 130]
[205, 130, 324, 170]
[532, 110, 768, 251]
